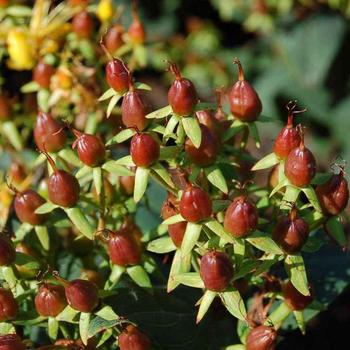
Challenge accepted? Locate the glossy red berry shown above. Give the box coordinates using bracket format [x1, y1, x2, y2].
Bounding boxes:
[246, 325, 277, 350]
[33, 61, 55, 89]
[120, 175, 135, 196]
[0, 289, 18, 321]
[14, 189, 47, 226]
[224, 196, 258, 238]
[130, 133, 160, 167]
[128, 6, 146, 45]
[72, 11, 94, 38]
[283, 281, 313, 311]
[161, 199, 186, 247]
[71, 129, 105, 167]
[8, 163, 26, 185]
[167, 63, 197, 116]
[196, 110, 221, 139]
[105, 24, 125, 53]
[35, 283, 67, 317]
[108, 230, 141, 266]
[119, 325, 151, 350]
[0, 334, 26, 350]
[0, 234, 16, 266]
[316, 168, 349, 216]
[34, 111, 67, 153]
[179, 185, 212, 223]
[185, 124, 219, 166]
[272, 206, 309, 254]
[200, 251, 233, 292]
[229, 58, 262, 122]
[273, 101, 304, 159]
[105, 58, 129, 94]
[284, 128, 316, 187]
[0, 95, 11, 121]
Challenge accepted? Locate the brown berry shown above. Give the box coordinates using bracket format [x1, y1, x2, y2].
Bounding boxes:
[0, 95, 11, 121]
[72, 11, 94, 38]
[283, 281, 313, 311]
[0, 289, 18, 321]
[118, 325, 151, 350]
[246, 325, 277, 350]
[130, 133, 160, 167]
[33, 61, 55, 89]
[35, 283, 67, 317]
[0, 234, 16, 266]
[0, 335, 26, 350]
[105, 24, 125, 53]
[105, 59, 129, 94]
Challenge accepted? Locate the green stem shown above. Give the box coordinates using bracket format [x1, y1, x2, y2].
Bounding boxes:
[265, 302, 291, 329]
[98, 170, 106, 231]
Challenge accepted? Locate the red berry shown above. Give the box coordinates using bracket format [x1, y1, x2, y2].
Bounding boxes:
[283, 281, 313, 311]
[246, 325, 277, 350]
[72, 11, 94, 38]
[120, 175, 135, 196]
[167, 63, 197, 116]
[14, 189, 47, 226]
[34, 112, 67, 153]
[128, 7, 146, 45]
[273, 101, 304, 159]
[105, 59, 129, 94]
[185, 124, 219, 166]
[316, 168, 349, 216]
[72, 129, 105, 167]
[105, 24, 125, 53]
[118, 325, 151, 350]
[33, 61, 55, 89]
[130, 133, 159, 167]
[284, 128, 316, 187]
[69, 0, 88, 6]
[272, 206, 309, 254]
[0, 95, 11, 121]
[179, 185, 212, 223]
[229, 58, 262, 122]
[108, 230, 141, 266]
[196, 110, 221, 139]
[8, 163, 26, 185]
[200, 251, 233, 292]
[35, 283, 67, 317]
[0, 334, 26, 350]
[0, 234, 16, 266]
[224, 196, 258, 238]
[0, 289, 18, 321]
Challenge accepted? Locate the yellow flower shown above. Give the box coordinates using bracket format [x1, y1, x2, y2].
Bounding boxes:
[97, 0, 114, 22]
[7, 29, 36, 70]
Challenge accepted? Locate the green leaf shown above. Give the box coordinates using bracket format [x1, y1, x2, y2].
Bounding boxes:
[266, 302, 291, 328]
[102, 161, 134, 176]
[1, 121, 23, 151]
[163, 115, 180, 140]
[21, 81, 40, 93]
[294, 311, 305, 334]
[37, 89, 50, 112]
[174, 273, 205, 289]
[65, 207, 94, 239]
[224, 345, 245, 350]
[204, 219, 235, 244]
[196, 290, 217, 323]
[219, 290, 247, 320]
[6, 5, 32, 16]
[108, 265, 126, 286]
[0, 323, 15, 335]
[75, 165, 92, 179]
[246, 231, 283, 254]
[182, 116, 202, 148]
[301, 186, 322, 212]
[181, 222, 202, 257]
[48, 317, 59, 341]
[285, 254, 310, 296]
[115, 155, 135, 166]
[325, 217, 347, 246]
[234, 239, 245, 268]
[248, 122, 261, 148]
[134, 82, 152, 91]
[35, 202, 59, 214]
[281, 186, 301, 208]
[35, 226, 50, 251]
[146, 105, 172, 119]
[106, 93, 122, 117]
[151, 163, 175, 189]
[15, 252, 40, 270]
[98, 88, 118, 101]
[95, 306, 119, 321]
[134, 167, 150, 203]
[252, 153, 279, 171]
[270, 178, 289, 197]
[1, 266, 17, 293]
[58, 149, 82, 167]
[204, 165, 228, 193]
[222, 120, 245, 142]
[195, 102, 216, 111]
[134, 44, 147, 66]
[88, 316, 119, 338]
[106, 128, 136, 145]
[15, 222, 33, 241]
[79, 312, 91, 346]
[56, 305, 79, 322]
[126, 265, 152, 289]
[147, 236, 177, 254]
[167, 249, 191, 292]
[159, 146, 181, 160]
[162, 214, 186, 225]
[92, 167, 102, 196]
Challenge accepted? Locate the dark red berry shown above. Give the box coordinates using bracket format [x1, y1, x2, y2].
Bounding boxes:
[130, 133, 159, 167]
[273, 102, 304, 159]
[0, 95, 11, 121]
[316, 168, 349, 216]
[284, 128, 316, 187]
[35, 283, 67, 317]
[8, 163, 26, 185]
[229, 58, 262, 122]
[0, 334, 26, 350]
[72, 11, 94, 38]
[200, 251, 233, 292]
[167, 63, 197, 116]
[120, 175, 135, 196]
[272, 206, 309, 254]
[128, 6, 146, 45]
[14, 189, 47, 226]
[105, 24, 125, 53]
[34, 111, 67, 153]
[105, 59, 129, 94]
[224, 196, 258, 238]
[179, 185, 212, 223]
[185, 124, 219, 166]
[0, 288, 18, 321]
[0, 234, 16, 266]
[71, 129, 105, 167]
[246, 325, 277, 350]
[196, 110, 221, 139]
[214, 89, 228, 124]
[33, 61, 55, 89]
[118, 325, 151, 350]
[283, 281, 313, 311]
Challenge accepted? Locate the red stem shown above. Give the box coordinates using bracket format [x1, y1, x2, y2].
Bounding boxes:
[233, 58, 245, 81]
